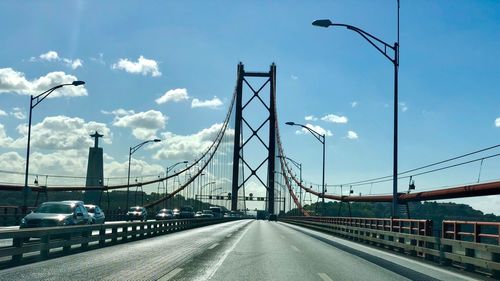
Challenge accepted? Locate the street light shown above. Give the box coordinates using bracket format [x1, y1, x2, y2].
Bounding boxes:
[127, 139, 161, 209]
[312, 4, 400, 217]
[285, 122, 326, 215]
[164, 161, 189, 208]
[277, 155, 302, 214]
[23, 81, 85, 212]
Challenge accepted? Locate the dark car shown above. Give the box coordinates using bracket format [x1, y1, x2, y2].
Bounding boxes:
[84, 204, 105, 224]
[172, 208, 181, 219]
[20, 201, 91, 229]
[155, 209, 173, 220]
[268, 214, 278, 221]
[126, 206, 147, 222]
[195, 210, 214, 218]
[179, 206, 195, 219]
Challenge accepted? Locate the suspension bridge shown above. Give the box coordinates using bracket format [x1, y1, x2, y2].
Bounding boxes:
[0, 63, 499, 280]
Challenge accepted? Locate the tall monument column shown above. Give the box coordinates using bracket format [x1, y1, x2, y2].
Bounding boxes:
[84, 131, 104, 204]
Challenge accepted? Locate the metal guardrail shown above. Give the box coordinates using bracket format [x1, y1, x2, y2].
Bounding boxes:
[297, 216, 433, 236]
[281, 217, 500, 278]
[443, 220, 500, 245]
[0, 217, 240, 267]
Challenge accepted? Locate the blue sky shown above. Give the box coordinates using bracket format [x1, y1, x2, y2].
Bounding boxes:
[0, 1, 499, 213]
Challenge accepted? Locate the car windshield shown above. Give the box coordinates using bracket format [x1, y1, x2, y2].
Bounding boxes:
[35, 203, 73, 214]
[85, 207, 95, 213]
[129, 207, 142, 212]
[203, 210, 213, 214]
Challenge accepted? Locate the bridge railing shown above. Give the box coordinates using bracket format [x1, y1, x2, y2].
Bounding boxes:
[294, 216, 433, 236]
[0, 217, 240, 267]
[443, 220, 500, 245]
[282, 217, 500, 278]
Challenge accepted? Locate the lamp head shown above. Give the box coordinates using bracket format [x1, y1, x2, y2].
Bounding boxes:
[183, 161, 188, 164]
[153, 139, 161, 142]
[312, 19, 333, 28]
[285, 122, 295, 126]
[72, 81, 85, 86]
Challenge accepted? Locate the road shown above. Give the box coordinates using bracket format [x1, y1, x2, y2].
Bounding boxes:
[0, 220, 485, 281]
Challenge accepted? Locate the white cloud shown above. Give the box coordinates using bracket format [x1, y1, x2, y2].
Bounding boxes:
[40, 51, 59, 61]
[90, 53, 105, 65]
[154, 123, 232, 160]
[63, 58, 83, 70]
[10, 107, 26, 120]
[305, 115, 318, 121]
[351, 101, 358, 108]
[399, 102, 408, 112]
[155, 88, 189, 104]
[347, 130, 359, 140]
[191, 96, 223, 109]
[0, 124, 14, 147]
[295, 123, 332, 137]
[0, 109, 7, 116]
[101, 108, 135, 116]
[12, 115, 112, 150]
[112, 55, 161, 77]
[321, 114, 348, 124]
[36, 51, 83, 69]
[495, 117, 500, 127]
[0, 68, 87, 97]
[112, 110, 167, 140]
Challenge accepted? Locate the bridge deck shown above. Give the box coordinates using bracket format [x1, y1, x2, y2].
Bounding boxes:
[0, 220, 483, 281]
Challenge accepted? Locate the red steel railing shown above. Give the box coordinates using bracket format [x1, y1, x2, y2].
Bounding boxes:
[291, 216, 433, 236]
[442, 220, 500, 245]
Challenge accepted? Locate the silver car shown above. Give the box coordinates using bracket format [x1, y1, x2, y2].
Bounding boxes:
[20, 201, 91, 229]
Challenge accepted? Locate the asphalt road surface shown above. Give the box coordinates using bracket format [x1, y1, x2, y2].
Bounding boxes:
[0, 220, 486, 281]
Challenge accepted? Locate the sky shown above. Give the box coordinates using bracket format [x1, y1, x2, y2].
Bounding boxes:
[0, 1, 499, 214]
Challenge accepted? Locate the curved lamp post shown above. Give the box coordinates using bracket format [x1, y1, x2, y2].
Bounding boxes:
[23, 81, 85, 212]
[285, 122, 326, 215]
[127, 139, 161, 209]
[312, 10, 400, 217]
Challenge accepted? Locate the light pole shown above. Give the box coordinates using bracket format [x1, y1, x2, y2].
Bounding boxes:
[127, 139, 161, 209]
[285, 122, 326, 216]
[312, 2, 400, 217]
[164, 161, 188, 208]
[200, 181, 215, 209]
[277, 155, 302, 214]
[23, 81, 85, 213]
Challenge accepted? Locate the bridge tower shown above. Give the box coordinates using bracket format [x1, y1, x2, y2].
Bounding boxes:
[231, 63, 277, 214]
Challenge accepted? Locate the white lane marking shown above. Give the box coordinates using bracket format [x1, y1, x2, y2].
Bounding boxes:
[208, 243, 219, 250]
[318, 273, 333, 281]
[159, 268, 183, 281]
[226, 233, 232, 238]
[200, 222, 253, 280]
[291, 245, 300, 252]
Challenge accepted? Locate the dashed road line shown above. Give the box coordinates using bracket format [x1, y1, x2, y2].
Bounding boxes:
[318, 273, 333, 281]
[208, 243, 219, 250]
[291, 245, 300, 252]
[226, 233, 232, 238]
[158, 268, 183, 281]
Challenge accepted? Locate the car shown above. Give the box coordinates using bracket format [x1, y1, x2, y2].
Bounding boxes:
[268, 214, 278, 221]
[155, 209, 173, 220]
[172, 208, 181, 219]
[195, 210, 214, 218]
[126, 206, 147, 222]
[209, 206, 223, 218]
[179, 206, 195, 219]
[20, 201, 91, 229]
[84, 204, 105, 224]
